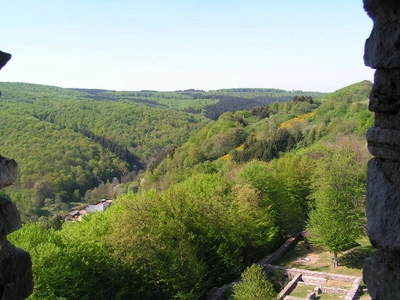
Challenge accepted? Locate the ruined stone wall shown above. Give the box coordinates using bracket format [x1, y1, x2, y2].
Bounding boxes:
[0, 52, 33, 299]
[363, 1, 400, 298]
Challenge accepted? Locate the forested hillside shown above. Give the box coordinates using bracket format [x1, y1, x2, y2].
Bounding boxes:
[0, 82, 209, 220]
[0, 82, 322, 222]
[71, 86, 323, 119]
[143, 80, 373, 191]
[8, 80, 373, 299]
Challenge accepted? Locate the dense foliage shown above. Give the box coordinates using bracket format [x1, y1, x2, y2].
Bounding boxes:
[0, 82, 325, 221]
[69, 86, 322, 120]
[231, 264, 276, 300]
[307, 140, 367, 266]
[11, 172, 281, 299]
[5, 80, 373, 298]
[144, 81, 372, 192]
[0, 82, 210, 220]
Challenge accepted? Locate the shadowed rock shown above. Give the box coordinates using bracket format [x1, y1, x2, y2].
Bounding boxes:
[363, 0, 400, 298]
[0, 51, 11, 71]
[0, 156, 18, 189]
[0, 238, 33, 300]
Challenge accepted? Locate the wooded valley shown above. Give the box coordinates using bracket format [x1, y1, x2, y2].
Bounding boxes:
[2, 80, 372, 299]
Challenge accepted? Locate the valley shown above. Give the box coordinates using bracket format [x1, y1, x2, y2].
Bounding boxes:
[3, 80, 373, 299]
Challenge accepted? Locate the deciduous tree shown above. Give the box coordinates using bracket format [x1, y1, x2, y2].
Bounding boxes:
[307, 141, 366, 267]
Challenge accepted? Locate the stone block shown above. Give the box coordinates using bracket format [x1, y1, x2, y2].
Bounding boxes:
[374, 111, 400, 130]
[0, 238, 33, 300]
[301, 276, 327, 285]
[369, 69, 400, 112]
[364, 1, 400, 68]
[314, 286, 321, 294]
[363, 249, 400, 300]
[366, 127, 400, 161]
[0, 156, 17, 189]
[0, 197, 21, 237]
[366, 158, 400, 250]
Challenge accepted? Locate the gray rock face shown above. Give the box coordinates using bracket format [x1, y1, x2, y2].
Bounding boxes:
[366, 158, 400, 250]
[369, 69, 400, 113]
[367, 127, 400, 161]
[363, 1, 400, 298]
[364, 249, 400, 300]
[0, 237, 33, 300]
[364, 1, 400, 68]
[0, 156, 18, 189]
[0, 197, 21, 237]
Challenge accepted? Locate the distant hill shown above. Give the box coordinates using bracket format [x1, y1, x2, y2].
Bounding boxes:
[68, 86, 325, 120]
[142, 80, 373, 191]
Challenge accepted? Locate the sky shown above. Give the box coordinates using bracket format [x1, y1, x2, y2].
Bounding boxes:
[1, 0, 374, 93]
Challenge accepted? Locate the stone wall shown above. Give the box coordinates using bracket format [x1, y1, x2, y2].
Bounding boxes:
[0, 52, 33, 299]
[268, 266, 360, 300]
[362, 1, 400, 298]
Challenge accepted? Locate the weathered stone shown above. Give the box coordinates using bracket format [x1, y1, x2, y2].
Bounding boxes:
[374, 111, 400, 130]
[363, 1, 400, 297]
[0, 237, 16, 261]
[0, 238, 33, 300]
[0, 52, 11, 71]
[364, 1, 400, 68]
[369, 69, 400, 112]
[0, 156, 18, 190]
[366, 158, 400, 250]
[0, 197, 21, 237]
[277, 273, 301, 300]
[367, 127, 400, 161]
[363, 249, 400, 300]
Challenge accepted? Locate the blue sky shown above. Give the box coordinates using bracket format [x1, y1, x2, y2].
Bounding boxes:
[1, 0, 374, 92]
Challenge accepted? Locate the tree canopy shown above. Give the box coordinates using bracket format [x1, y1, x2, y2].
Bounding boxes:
[4, 80, 373, 298]
[307, 140, 367, 266]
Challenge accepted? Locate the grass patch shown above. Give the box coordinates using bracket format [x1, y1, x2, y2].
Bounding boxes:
[340, 239, 376, 271]
[275, 237, 375, 277]
[324, 279, 352, 289]
[290, 284, 315, 297]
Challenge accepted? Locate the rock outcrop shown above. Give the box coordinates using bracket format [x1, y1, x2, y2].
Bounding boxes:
[0, 54, 33, 299]
[0, 51, 11, 71]
[363, 1, 400, 298]
[0, 156, 33, 300]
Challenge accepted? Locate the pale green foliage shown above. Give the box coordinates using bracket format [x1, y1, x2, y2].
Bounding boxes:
[232, 264, 276, 300]
[108, 173, 277, 298]
[238, 154, 314, 236]
[307, 140, 367, 262]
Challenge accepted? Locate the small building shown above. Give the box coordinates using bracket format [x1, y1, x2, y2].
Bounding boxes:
[64, 210, 80, 221]
[65, 200, 113, 221]
[86, 199, 113, 214]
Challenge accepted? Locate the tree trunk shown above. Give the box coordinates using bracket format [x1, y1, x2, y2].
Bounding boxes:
[333, 252, 338, 267]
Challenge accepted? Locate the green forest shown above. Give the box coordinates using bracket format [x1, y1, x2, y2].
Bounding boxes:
[2, 80, 373, 299]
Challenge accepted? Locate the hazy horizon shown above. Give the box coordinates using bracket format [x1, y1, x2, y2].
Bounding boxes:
[2, 0, 374, 93]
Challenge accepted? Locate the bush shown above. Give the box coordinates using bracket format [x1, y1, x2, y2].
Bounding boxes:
[232, 264, 276, 300]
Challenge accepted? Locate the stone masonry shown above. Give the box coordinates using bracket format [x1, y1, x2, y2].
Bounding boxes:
[0, 52, 33, 299]
[363, 1, 400, 299]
